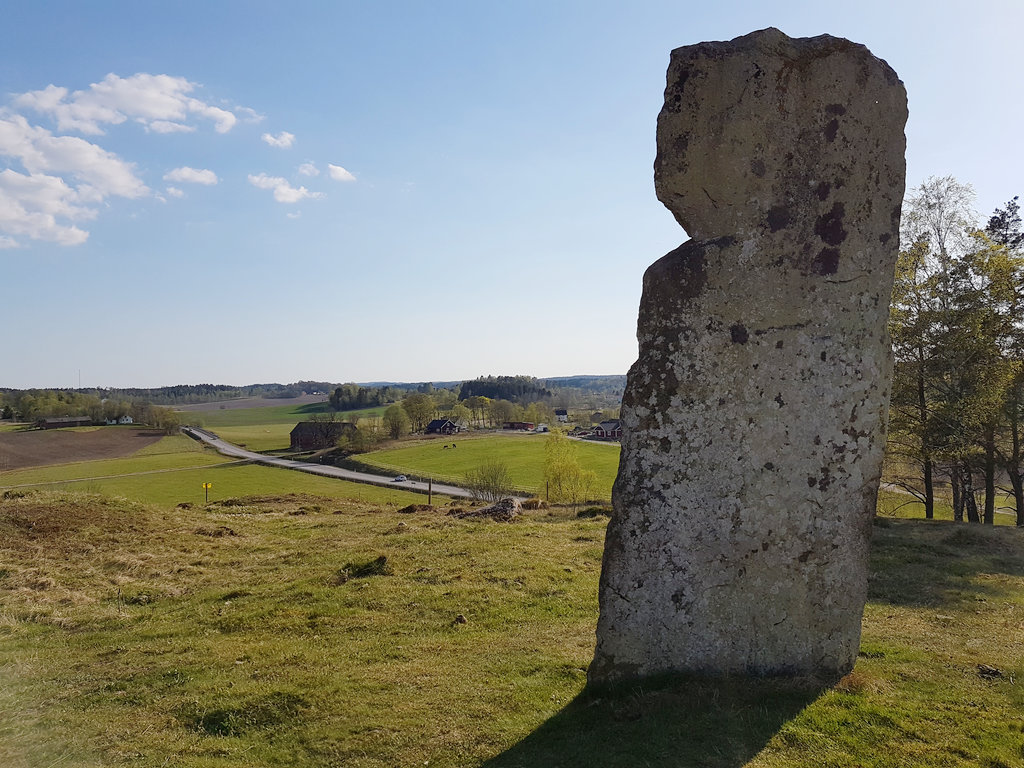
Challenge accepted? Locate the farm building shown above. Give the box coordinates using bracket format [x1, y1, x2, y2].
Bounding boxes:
[502, 421, 536, 431]
[37, 416, 93, 429]
[554, 409, 569, 423]
[289, 421, 355, 450]
[593, 420, 622, 440]
[425, 419, 461, 435]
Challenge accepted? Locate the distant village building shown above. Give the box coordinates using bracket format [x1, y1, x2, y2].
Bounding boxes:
[105, 415, 134, 425]
[289, 421, 355, 451]
[593, 420, 622, 440]
[555, 409, 569, 423]
[37, 416, 93, 430]
[425, 419, 461, 435]
[502, 421, 536, 431]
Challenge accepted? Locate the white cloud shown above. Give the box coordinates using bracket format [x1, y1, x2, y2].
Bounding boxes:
[287, 211, 302, 219]
[297, 162, 319, 177]
[166, 186, 184, 198]
[237, 106, 265, 124]
[146, 120, 194, 134]
[0, 169, 93, 245]
[13, 73, 246, 135]
[0, 113, 149, 245]
[163, 166, 218, 185]
[261, 131, 295, 149]
[247, 172, 322, 204]
[327, 164, 356, 182]
[0, 115, 148, 199]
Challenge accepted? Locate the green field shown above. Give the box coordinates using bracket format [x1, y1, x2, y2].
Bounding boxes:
[0, 434, 441, 509]
[2, 490, 1023, 768]
[355, 433, 621, 500]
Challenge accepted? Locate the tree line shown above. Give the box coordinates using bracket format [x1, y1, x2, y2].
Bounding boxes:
[889, 176, 1023, 526]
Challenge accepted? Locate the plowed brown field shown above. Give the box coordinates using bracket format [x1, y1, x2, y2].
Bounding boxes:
[0, 428, 163, 471]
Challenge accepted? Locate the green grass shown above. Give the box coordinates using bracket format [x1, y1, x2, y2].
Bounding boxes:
[211, 423, 298, 452]
[356, 433, 621, 500]
[878, 488, 1019, 526]
[184, 403, 387, 429]
[0, 433, 438, 508]
[75, 462, 445, 508]
[2, 492, 1023, 767]
[0, 449, 228, 488]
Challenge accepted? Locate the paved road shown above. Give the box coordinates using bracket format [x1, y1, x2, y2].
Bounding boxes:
[182, 427, 477, 500]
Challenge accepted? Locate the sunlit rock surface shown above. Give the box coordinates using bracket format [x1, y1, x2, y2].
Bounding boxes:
[590, 28, 907, 683]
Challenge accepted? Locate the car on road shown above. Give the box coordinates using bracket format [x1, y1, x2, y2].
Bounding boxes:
[392, 475, 407, 482]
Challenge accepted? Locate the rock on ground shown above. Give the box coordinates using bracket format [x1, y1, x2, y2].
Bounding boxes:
[448, 497, 521, 522]
[590, 28, 907, 684]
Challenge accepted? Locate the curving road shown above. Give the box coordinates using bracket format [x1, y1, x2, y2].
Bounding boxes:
[182, 426, 477, 500]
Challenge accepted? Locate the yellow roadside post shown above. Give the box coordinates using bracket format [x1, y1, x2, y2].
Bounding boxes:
[202, 482, 212, 504]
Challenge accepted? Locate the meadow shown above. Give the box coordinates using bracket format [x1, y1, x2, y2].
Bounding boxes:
[355, 433, 622, 500]
[2, 489, 1023, 768]
[0, 433, 442, 509]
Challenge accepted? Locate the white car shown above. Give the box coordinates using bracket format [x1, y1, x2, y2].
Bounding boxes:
[392, 475, 407, 482]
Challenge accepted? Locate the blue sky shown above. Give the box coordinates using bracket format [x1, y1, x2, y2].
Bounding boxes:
[2, 1, 1022, 389]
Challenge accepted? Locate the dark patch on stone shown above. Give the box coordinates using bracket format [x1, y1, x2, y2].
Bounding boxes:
[751, 158, 766, 177]
[763, 462, 775, 471]
[815, 202, 847, 246]
[797, 550, 813, 562]
[879, 232, 891, 244]
[767, 204, 791, 231]
[819, 468, 833, 491]
[826, 103, 847, 116]
[774, 394, 785, 407]
[811, 248, 840, 275]
[815, 181, 831, 201]
[820, 351, 827, 362]
[730, 324, 749, 344]
[824, 118, 839, 142]
[807, 477, 818, 487]
[776, 340, 784, 349]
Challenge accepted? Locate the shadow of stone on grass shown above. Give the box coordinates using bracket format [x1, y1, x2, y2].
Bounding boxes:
[481, 674, 822, 768]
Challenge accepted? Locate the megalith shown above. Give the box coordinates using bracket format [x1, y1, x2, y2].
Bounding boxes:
[590, 28, 907, 684]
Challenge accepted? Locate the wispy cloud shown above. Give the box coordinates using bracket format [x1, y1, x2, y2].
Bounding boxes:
[327, 164, 355, 182]
[163, 166, 218, 185]
[247, 172, 322, 204]
[166, 186, 184, 198]
[297, 161, 319, 177]
[261, 131, 295, 149]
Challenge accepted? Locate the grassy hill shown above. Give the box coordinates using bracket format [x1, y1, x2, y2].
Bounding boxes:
[2, 490, 1022, 767]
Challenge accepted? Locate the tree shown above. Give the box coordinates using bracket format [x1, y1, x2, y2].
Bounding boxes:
[986, 196, 1024, 526]
[449, 402, 471, 428]
[401, 393, 435, 432]
[488, 399, 520, 426]
[383, 405, 410, 440]
[543, 430, 597, 511]
[890, 176, 987, 521]
[464, 460, 514, 502]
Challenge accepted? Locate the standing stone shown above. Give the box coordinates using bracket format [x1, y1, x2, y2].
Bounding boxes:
[590, 28, 907, 684]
